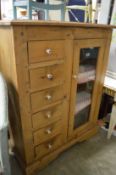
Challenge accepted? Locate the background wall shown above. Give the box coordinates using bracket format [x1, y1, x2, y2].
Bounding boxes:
[1, 0, 12, 19]
[108, 0, 116, 75]
[1, 0, 99, 21]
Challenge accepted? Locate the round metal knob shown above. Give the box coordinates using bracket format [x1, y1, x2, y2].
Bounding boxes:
[47, 144, 52, 149]
[46, 48, 52, 55]
[46, 94, 52, 100]
[72, 75, 77, 79]
[46, 128, 52, 134]
[47, 74, 53, 80]
[46, 111, 52, 118]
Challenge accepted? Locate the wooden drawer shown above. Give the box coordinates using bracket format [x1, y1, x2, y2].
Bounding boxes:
[35, 135, 63, 159]
[29, 61, 65, 91]
[32, 101, 64, 130]
[31, 86, 65, 113]
[33, 120, 62, 145]
[28, 40, 65, 63]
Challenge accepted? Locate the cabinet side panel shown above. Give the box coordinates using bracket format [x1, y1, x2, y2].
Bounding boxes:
[0, 26, 25, 162]
[12, 26, 35, 164]
[93, 29, 113, 120]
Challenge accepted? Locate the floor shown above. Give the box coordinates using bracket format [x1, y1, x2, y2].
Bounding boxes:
[11, 129, 116, 175]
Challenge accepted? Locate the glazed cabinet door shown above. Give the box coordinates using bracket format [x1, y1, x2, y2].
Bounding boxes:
[69, 39, 106, 137]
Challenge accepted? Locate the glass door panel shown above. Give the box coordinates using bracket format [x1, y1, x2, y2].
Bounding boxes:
[74, 47, 99, 129]
[69, 39, 105, 137]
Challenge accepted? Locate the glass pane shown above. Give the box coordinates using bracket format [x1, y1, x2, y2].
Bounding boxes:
[74, 47, 99, 129]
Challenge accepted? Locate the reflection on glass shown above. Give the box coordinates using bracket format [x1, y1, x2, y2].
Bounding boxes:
[74, 47, 99, 129]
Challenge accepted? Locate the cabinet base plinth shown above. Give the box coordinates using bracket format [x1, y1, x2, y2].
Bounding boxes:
[15, 127, 98, 175]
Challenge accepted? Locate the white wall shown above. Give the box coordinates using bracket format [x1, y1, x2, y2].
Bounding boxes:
[108, 0, 116, 74]
[1, 0, 13, 19]
[98, 0, 112, 24]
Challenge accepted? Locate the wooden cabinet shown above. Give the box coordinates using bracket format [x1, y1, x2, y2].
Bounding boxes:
[0, 21, 114, 175]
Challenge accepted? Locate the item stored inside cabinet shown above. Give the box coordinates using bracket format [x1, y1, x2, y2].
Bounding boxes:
[73, 47, 99, 130]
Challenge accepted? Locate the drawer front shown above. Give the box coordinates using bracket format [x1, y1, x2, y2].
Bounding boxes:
[29, 62, 65, 91]
[35, 135, 63, 159]
[32, 102, 64, 130]
[28, 40, 65, 63]
[31, 86, 65, 113]
[34, 120, 62, 145]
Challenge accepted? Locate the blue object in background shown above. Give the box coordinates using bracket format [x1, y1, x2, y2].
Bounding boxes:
[68, 0, 86, 22]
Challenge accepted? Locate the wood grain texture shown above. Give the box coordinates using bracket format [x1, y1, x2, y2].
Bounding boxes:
[0, 20, 115, 29]
[12, 26, 35, 164]
[0, 26, 25, 162]
[93, 31, 113, 122]
[28, 40, 65, 63]
[0, 22, 113, 175]
[26, 126, 98, 175]
[32, 101, 63, 130]
[30, 86, 65, 113]
[29, 62, 65, 91]
[33, 121, 62, 145]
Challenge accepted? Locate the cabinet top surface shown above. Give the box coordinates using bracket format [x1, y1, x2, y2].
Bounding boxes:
[0, 20, 115, 29]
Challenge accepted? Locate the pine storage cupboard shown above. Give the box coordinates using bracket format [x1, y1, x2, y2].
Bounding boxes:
[0, 21, 114, 175]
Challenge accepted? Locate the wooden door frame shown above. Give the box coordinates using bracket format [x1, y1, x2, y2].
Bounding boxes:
[68, 38, 106, 138]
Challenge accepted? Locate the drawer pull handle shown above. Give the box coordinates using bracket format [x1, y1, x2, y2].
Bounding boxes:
[47, 144, 52, 149]
[46, 112, 52, 118]
[46, 94, 52, 100]
[46, 128, 52, 134]
[46, 48, 52, 55]
[47, 74, 53, 80]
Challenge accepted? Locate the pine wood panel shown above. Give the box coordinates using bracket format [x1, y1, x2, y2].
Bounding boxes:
[35, 134, 64, 159]
[0, 26, 26, 162]
[33, 120, 62, 145]
[30, 85, 65, 113]
[73, 28, 108, 39]
[12, 26, 35, 164]
[28, 40, 65, 63]
[93, 31, 113, 122]
[68, 39, 107, 137]
[29, 61, 65, 91]
[1, 20, 115, 29]
[27, 27, 108, 41]
[27, 127, 98, 175]
[32, 101, 64, 130]
[0, 21, 113, 175]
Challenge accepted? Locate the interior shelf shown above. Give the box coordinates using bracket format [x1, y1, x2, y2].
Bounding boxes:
[73, 47, 99, 129]
[78, 65, 96, 84]
[75, 91, 91, 114]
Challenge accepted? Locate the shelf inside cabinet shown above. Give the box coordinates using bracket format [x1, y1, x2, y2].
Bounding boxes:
[74, 105, 91, 129]
[78, 65, 96, 84]
[75, 91, 91, 114]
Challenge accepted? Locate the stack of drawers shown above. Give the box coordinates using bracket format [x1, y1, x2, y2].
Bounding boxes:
[28, 40, 68, 159]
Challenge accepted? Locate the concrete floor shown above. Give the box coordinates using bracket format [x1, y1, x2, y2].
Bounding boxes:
[11, 129, 116, 175]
